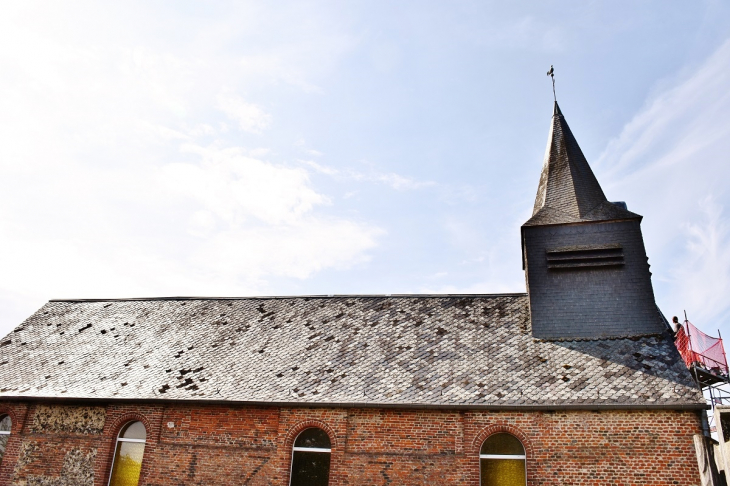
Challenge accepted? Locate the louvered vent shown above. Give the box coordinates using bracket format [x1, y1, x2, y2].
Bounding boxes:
[546, 244, 624, 270]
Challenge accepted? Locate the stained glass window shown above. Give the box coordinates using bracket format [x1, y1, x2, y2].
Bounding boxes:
[290, 427, 331, 486]
[108, 421, 146, 486]
[480, 433, 526, 486]
[0, 415, 11, 469]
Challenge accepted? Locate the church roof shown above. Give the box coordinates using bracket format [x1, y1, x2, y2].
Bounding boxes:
[0, 295, 705, 410]
[524, 102, 641, 227]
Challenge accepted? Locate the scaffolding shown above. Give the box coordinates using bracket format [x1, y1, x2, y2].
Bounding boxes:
[675, 316, 730, 435]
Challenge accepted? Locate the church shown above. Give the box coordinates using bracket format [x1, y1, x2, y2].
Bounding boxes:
[0, 101, 707, 485]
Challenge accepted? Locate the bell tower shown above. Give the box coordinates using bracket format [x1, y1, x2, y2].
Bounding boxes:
[523, 102, 665, 339]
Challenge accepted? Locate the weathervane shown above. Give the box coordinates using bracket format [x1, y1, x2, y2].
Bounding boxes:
[547, 65, 556, 101]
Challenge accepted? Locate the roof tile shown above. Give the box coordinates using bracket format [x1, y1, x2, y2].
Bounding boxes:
[0, 295, 704, 408]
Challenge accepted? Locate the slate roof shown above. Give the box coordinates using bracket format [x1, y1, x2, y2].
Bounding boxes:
[525, 102, 641, 227]
[0, 295, 705, 409]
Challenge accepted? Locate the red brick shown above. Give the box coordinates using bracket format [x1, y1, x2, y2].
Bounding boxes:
[0, 402, 703, 485]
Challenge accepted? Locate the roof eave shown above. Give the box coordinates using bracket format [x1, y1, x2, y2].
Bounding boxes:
[521, 215, 643, 229]
[0, 395, 709, 411]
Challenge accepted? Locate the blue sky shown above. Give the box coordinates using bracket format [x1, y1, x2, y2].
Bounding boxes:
[1, 1, 730, 338]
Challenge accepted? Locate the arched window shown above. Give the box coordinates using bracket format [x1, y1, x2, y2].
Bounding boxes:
[0, 415, 11, 468]
[108, 421, 147, 486]
[480, 432, 526, 486]
[290, 427, 331, 486]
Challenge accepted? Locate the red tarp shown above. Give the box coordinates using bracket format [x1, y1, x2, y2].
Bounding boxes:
[675, 321, 728, 375]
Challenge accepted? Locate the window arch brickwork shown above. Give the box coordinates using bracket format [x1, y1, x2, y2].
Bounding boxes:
[0, 404, 28, 485]
[102, 411, 157, 486]
[0, 408, 19, 434]
[471, 424, 534, 485]
[472, 425, 532, 455]
[283, 420, 338, 485]
[284, 420, 338, 451]
[107, 413, 154, 440]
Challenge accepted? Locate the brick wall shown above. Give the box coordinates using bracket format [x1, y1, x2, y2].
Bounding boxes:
[0, 401, 703, 485]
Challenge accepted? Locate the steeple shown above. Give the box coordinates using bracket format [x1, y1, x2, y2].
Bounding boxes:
[525, 102, 640, 227]
[521, 100, 664, 340]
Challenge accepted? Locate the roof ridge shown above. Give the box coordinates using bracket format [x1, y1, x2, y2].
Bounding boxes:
[48, 293, 529, 303]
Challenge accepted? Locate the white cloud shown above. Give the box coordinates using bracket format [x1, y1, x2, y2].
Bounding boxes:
[0, 139, 384, 332]
[190, 218, 383, 281]
[188, 210, 218, 237]
[669, 198, 730, 325]
[159, 145, 385, 282]
[296, 160, 435, 190]
[248, 148, 271, 157]
[364, 172, 435, 191]
[0, 1, 378, 335]
[420, 281, 518, 295]
[298, 159, 339, 176]
[165, 145, 328, 226]
[597, 40, 730, 181]
[216, 92, 272, 134]
[595, 39, 730, 330]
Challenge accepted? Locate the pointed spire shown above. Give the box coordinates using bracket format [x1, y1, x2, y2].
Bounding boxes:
[525, 102, 640, 226]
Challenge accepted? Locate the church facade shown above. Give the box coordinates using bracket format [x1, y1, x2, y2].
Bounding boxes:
[0, 103, 706, 485]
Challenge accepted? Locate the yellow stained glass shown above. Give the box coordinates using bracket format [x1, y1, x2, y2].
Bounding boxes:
[480, 433, 524, 455]
[109, 441, 145, 486]
[481, 458, 526, 486]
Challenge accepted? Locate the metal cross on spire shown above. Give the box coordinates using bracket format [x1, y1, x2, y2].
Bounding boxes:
[547, 65, 556, 102]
